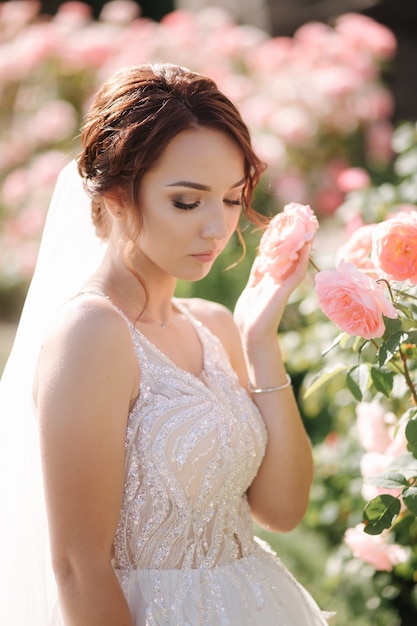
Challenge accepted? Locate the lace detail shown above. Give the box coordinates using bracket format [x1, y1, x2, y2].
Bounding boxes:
[111, 300, 268, 582]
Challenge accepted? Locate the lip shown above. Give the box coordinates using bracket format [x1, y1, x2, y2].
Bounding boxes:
[191, 251, 217, 262]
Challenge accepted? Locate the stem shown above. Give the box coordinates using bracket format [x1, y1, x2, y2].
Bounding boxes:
[391, 287, 417, 302]
[376, 278, 395, 302]
[308, 256, 321, 272]
[399, 346, 417, 404]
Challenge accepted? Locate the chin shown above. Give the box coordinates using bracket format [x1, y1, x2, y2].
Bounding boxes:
[177, 267, 212, 282]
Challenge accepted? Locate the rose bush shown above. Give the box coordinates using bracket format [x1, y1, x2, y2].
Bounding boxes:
[315, 209, 417, 533]
[300, 121, 417, 619]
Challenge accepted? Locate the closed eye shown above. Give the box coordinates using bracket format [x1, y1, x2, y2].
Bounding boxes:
[173, 200, 200, 210]
[224, 198, 242, 206]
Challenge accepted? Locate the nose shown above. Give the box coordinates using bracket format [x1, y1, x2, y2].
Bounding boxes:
[201, 203, 229, 241]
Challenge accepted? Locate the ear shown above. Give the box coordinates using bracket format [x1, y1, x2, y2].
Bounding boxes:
[101, 190, 127, 218]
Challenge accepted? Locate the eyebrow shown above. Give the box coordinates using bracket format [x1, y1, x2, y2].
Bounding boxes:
[166, 177, 246, 191]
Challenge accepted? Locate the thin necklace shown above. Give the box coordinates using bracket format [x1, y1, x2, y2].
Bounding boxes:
[91, 280, 172, 329]
[145, 311, 170, 329]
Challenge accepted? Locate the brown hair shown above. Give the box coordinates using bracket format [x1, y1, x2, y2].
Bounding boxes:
[78, 63, 266, 239]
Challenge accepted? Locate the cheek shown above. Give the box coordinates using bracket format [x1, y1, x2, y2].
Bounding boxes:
[228, 209, 241, 233]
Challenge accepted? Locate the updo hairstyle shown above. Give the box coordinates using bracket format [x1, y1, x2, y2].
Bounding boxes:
[77, 63, 266, 240]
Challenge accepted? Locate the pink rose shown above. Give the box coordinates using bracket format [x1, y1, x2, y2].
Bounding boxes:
[336, 224, 377, 276]
[315, 260, 397, 339]
[372, 211, 417, 284]
[386, 420, 407, 458]
[360, 452, 402, 500]
[269, 106, 317, 147]
[335, 14, 397, 60]
[344, 523, 408, 571]
[356, 401, 393, 453]
[337, 167, 370, 193]
[365, 120, 394, 166]
[254, 203, 318, 280]
[32, 100, 77, 145]
[99, 0, 140, 24]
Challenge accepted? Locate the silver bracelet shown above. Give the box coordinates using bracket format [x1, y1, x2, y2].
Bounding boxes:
[248, 373, 292, 394]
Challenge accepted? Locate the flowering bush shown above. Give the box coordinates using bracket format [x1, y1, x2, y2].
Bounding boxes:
[0, 0, 397, 286]
[306, 121, 417, 612]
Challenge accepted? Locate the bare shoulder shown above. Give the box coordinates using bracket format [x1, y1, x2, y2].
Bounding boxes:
[41, 294, 133, 356]
[35, 294, 138, 401]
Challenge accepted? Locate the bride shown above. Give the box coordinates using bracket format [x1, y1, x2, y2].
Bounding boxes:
[0, 63, 331, 625]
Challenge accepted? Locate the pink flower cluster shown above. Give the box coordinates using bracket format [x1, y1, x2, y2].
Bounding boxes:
[344, 523, 408, 571]
[316, 208, 417, 338]
[254, 203, 318, 281]
[0, 1, 397, 283]
[337, 208, 417, 283]
[340, 402, 409, 571]
[355, 400, 407, 500]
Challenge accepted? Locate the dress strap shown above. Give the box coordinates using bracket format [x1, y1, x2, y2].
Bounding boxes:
[67, 289, 133, 327]
[172, 297, 204, 329]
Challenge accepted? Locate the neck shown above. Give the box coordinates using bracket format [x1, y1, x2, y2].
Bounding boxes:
[86, 254, 177, 328]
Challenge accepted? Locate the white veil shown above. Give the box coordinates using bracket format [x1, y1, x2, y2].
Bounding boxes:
[0, 160, 106, 625]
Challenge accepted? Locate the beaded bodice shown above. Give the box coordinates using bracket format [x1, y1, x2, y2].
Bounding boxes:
[111, 299, 267, 586]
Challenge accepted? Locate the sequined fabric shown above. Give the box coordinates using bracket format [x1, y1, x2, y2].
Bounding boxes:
[104, 297, 329, 625]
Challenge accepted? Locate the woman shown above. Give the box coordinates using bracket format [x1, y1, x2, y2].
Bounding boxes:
[2, 64, 330, 624]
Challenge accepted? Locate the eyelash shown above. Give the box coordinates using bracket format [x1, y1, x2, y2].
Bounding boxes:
[173, 200, 200, 210]
[173, 199, 242, 211]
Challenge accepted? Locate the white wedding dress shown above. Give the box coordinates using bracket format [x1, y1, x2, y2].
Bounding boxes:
[50, 292, 330, 625]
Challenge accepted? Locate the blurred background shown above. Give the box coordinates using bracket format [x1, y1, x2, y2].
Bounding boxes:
[1, 1, 417, 623]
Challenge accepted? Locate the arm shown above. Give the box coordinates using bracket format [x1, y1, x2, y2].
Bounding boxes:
[34, 298, 139, 625]
[233, 243, 314, 533]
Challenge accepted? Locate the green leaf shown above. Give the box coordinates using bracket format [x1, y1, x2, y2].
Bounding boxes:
[303, 366, 347, 399]
[370, 365, 394, 397]
[406, 417, 417, 459]
[363, 494, 401, 535]
[395, 303, 416, 322]
[402, 487, 417, 515]
[388, 451, 417, 479]
[382, 315, 403, 338]
[321, 332, 346, 356]
[407, 330, 417, 345]
[378, 331, 407, 367]
[365, 472, 409, 489]
[347, 364, 369, 401]
[406, 417, 417, 446]
[387, 453, 417, 476]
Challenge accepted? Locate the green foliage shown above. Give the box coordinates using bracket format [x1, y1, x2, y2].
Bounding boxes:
[363, 495, 401, 535]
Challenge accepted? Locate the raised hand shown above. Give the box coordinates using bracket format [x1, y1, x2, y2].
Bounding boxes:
[234, 203, 318, 340]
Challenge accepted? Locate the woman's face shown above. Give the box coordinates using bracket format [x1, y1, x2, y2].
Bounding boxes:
[130, 127, 245, 282]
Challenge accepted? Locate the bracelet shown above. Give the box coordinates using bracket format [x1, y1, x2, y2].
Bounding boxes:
[247, 373, 292, 394]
